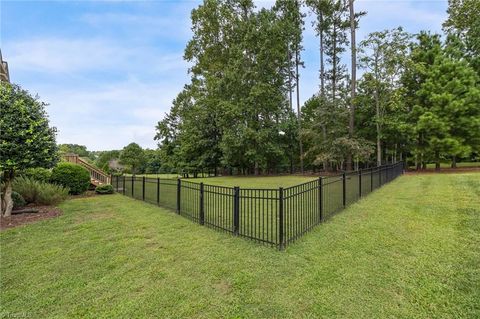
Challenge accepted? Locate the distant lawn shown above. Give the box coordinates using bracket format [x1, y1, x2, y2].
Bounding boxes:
[1, 173, 479, 318]
[187, 175, 318, 188]
[409, 161, 480, 169]
[126, 174, 318, 188]
[124, 173, 180, 179]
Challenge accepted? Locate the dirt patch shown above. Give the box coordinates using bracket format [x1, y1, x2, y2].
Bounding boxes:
[213, 280, 232, 295]
[0, 205, 62, 230]
[405, 167, 480, 175]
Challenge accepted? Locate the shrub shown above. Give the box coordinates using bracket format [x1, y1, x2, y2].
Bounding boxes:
[36, 183, 69, 205]
[95, 184, 114, 194]
[12, 191, 26, 208]
[20, 167, 52, 183]
[51, 162, 90, 194]
[12, 176, 69, 205]
[12, 176, 40, 203]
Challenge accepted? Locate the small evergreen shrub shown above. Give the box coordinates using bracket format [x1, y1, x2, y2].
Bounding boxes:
[51, 163, 90, 194]
[13, 176, 69, 205]
[95, 184, 114, 194]
[12, 176, 40, 203]
[12, 191, 26, 208]
[36, 183, 69, 205]
[20, 167, 52, 183]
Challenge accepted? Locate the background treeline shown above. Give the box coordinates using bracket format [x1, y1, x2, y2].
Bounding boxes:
[59, 143, 162, 175]
[153, 0, 480, 174]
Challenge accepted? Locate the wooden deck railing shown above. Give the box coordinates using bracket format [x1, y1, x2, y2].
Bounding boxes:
[63, 154, 110, 185]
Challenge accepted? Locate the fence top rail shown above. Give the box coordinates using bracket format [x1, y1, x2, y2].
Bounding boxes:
[117, 162, 404, 192]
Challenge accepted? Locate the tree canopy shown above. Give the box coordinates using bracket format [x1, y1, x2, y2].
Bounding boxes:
[0, 83, 58, 216]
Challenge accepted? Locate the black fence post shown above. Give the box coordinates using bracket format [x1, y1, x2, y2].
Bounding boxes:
[199, 183, 205, 225]
[318, 177, 323, 223]
[142, 176, 146, 201]
[278, 187, 284, 250]
[371, 168, 374, 192]
[156, 177, 160, 205]
[342, 172, 346, 207]
[379, 166, 382, 186]
[233, 186, 240, 235]
[176, 179, 181, 214]
[359, 169, 362, 198]
[132, 176, 135, 197]
[123, 176, 126, 195]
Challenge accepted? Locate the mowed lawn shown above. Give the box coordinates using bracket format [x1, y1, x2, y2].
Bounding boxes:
[1, 174, 479, 318]
[187, 175, 318, 188]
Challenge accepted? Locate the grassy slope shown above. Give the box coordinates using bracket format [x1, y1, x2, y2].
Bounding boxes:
[1, 173, 479, 318]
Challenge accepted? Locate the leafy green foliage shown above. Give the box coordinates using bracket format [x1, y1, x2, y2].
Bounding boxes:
[0, 83, 58, 174]
[11, 191, 26, 208]
[36, 183, 69, 205]
[12, 176, 69, 205]
[120, 143, 145, 175]
[94, 150, 121, 173]
[19, 167, 52, 183]
[51, 163, 90, 194]
[95, 184, 114, 195]
[443, 0, 480, 73]
[155, 0, 303, 175]
[58, 144, 94, 161]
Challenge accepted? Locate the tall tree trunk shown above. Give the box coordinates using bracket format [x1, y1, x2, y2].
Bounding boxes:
[375, 88, 381, 166]
[319, 12, 325, 96]
[288, 50, 293, 111]
[332, 23, 337, 102]
[346, 0, 356, 172]
[435, 151, 441, 171]
[451, 156, 457, 168]
[319, 12, 327, 172]
[2, 176, 14, 217]
[296, 47, 304, 174]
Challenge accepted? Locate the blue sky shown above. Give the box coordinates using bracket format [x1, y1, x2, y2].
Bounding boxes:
[1, 0, 448, 151]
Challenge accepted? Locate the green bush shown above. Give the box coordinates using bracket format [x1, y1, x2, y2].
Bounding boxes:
[12, 191, 26, 208]
[51, 162, 90, 194]
[13, 176, 69, 205]
[95, 184, 114, 194]
[36, 183, 69, 205]
[20, 167, 52, 183]
[12, 176, 40, 203]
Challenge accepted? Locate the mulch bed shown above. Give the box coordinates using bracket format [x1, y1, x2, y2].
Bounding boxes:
[0, 205, 63, 231]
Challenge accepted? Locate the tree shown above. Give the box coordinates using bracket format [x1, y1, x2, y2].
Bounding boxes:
[401, 32, 443, 169]
[416, 40, 480, 169]
[94, 150, 121, 173]
[157, 0, 301, 175]
[345, 0, 365, 170]
[443, 0, 480, 73]
[0, 83, 58, 216]
[58, 144, 91, 158]
[120, 143, 145, 175]
[358, 27, 411, 165]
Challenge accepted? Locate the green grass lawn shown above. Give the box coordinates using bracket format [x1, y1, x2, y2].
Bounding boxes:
[409, 161, 480, 169]
[184, 175, 318, 188]
[1, 173, 479, 318]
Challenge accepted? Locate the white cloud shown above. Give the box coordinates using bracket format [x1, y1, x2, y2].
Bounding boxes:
[35, 79, 185, 151]
[7, 38, 134, 73]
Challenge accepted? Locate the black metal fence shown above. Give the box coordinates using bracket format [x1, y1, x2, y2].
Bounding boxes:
[112, 162, 404, 249]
